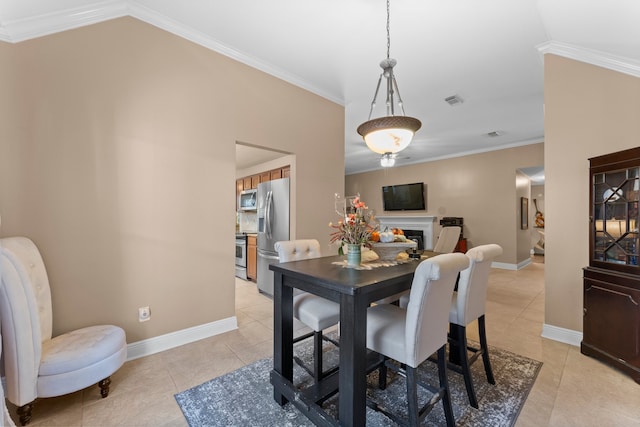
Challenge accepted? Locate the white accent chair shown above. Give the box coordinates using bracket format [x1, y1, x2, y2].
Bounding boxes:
[0, 237, 127, 426]
[274, 239, 340, 381]
[433, 226, 462, 253]
[1, 336, 17, 427]
[448, 244, 503, 408]
[366, 253, 469, 426]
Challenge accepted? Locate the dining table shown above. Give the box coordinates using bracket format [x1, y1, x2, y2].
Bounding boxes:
[269, 254, 428, 426]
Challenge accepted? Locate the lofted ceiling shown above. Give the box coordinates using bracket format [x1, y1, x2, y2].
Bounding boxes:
[1, 1, 639, 175]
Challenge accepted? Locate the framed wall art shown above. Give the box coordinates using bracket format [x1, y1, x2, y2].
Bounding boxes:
[521, 197, 528, 230]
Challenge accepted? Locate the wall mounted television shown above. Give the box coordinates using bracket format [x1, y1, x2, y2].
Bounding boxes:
[382, 182, 426, 211]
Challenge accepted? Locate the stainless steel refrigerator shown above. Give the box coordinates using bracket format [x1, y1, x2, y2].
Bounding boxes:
[257, 177, 290, 296]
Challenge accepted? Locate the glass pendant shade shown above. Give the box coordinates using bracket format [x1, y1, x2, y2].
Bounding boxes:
[358, 116, 421, 154]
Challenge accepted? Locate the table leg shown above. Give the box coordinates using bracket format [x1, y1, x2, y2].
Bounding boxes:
[338, 293, 368, 426]
[273, 271, 293, 405]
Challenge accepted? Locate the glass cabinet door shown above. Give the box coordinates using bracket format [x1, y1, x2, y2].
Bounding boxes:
[592, 167, 640, 266]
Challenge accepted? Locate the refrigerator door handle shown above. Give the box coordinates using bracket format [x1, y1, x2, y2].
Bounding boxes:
[265, 190, 273, 239]
[257, 251, 280, 261]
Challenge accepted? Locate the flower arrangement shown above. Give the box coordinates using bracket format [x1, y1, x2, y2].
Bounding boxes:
[329, 195, 379, 255]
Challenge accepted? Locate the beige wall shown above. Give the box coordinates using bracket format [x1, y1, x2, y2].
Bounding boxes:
[0, 18, 344, 343]
[544, 55, 640, 332]
[345, 143, 544, 265]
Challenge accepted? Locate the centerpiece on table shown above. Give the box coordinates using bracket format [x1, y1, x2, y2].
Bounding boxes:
[329, 194, 378, 267]
[370, 227, 418, 261]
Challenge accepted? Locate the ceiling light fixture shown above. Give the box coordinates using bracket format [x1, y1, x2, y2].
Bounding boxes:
[357, 0, 421, 155]
[380, 153, 396, 167]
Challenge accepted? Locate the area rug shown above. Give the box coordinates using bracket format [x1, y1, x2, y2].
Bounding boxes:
[175, 336, 541, 426]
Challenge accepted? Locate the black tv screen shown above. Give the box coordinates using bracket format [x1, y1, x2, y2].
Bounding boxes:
[382, 182, 425, 211]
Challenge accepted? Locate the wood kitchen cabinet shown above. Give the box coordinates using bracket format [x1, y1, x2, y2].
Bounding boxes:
[243, 177, 252, 190]
[270, 168, 282, 180]
[582, 147, 640, 383]
[260, 172, 271, 183]
[247, 235, 257, 281]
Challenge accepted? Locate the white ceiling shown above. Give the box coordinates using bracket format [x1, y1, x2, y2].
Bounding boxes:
[1, 1, 639, 176]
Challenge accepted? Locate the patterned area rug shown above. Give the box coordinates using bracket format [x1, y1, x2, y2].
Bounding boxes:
[175, 335, 541, 426]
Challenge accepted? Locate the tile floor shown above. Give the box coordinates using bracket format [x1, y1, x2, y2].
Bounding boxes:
[7, 257, 640, 426]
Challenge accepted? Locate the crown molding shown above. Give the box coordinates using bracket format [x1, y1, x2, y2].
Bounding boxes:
[0, 0, 342, 105]
[0, 0, 128, 43]
[127, 2, 342, 105]
[537, 40, 640, 78]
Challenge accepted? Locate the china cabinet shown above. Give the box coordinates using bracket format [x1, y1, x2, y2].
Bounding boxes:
[582, 147, 640, 383]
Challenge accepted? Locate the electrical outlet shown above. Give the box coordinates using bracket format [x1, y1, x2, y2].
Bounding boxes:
[138, 306, 151, 322]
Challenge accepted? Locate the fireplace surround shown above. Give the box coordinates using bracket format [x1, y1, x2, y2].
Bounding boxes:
[376, 216, 437, 250]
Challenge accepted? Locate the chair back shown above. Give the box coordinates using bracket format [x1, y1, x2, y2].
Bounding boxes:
[404, 252, 469, 367]
[433, 226, 461, 253]
[452, 244, 503, 326]
[0, 237, 53, 405]
[274, 239, 322, 262]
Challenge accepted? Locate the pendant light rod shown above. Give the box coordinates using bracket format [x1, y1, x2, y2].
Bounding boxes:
[357, 0, 421, 156]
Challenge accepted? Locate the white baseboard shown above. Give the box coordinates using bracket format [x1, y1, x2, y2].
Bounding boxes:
[492, 258, 531, 270]
[542, 323, 582, 347]
[126, 316, 238, 361]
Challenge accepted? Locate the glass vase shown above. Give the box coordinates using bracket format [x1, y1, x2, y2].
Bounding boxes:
[346, 244, 362, 267]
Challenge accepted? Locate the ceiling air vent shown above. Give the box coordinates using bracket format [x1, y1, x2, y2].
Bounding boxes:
[486, 130, 503, 137]
[444, 95, 463, 106]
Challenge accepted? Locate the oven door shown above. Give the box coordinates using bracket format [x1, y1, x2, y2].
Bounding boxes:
[235, 238, 247, 279]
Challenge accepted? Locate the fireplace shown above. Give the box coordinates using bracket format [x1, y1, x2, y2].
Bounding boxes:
[403, 229, 424, 250]
[377, 216, 437, 250]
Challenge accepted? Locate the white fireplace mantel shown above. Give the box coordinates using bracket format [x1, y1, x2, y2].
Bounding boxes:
[376, 216, 437, 250]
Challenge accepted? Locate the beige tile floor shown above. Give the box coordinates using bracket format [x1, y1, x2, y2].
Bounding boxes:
[7, 257, 640, 426]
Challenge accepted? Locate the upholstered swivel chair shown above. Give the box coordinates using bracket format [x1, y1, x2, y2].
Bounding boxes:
[448, 243, 503, 408]
[432, 226, 462, 253]
[274, 239, 340, 381]
[0, 237, 127, 426]
[366, 253, 469, 427]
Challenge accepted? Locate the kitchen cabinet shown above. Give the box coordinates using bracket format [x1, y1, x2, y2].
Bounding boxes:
[270, 169, 282, 180]
[251, 175, 260, 189]
[243, 177, 252, 190]
[236, 179, 244, 210]
[582, 147, 640, 383]
[282, 166, 290, 178]
[260, 172, 271, 183]
[247, 234, 257, 281]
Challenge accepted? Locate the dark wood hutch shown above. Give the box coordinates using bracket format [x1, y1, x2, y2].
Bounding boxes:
[583, 147, 640, 383]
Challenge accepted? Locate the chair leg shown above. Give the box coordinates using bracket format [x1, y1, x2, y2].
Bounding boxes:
[478, 315, 495, 384]
[406, 366, 419, 427]
[313, 331, 323, 382]
[437, 346, 455, 427]
[378, 355, 388, 390]
[99, 377, 111, 398]
[456, 323, 479, 409]
[17, 402, 34, 426]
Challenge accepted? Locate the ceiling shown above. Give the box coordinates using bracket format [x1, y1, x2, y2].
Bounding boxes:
[2, 1, 639, 176]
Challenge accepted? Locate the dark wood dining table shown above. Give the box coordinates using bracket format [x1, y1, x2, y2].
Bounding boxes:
[269, 255, 423, 426]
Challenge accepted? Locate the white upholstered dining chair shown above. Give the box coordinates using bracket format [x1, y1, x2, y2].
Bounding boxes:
[366, 252, 469, 427]
[274, 239, 340, 381]
[432, 226, 462, 253]
[448, 243, 503, 408]
[0, 237, 127, 426]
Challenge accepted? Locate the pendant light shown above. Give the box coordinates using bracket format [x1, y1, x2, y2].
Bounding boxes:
[357, 0, 421, 155]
